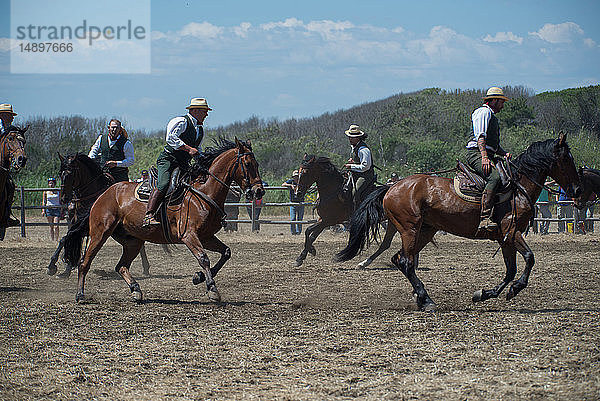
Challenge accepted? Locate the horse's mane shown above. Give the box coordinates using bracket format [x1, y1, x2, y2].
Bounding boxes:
[512, 138, 560, 177]
[64, 153, 112, 187]
[302, 155, 343, 177]
[189, 137, 249, 177]
[583, 167, 600, 176]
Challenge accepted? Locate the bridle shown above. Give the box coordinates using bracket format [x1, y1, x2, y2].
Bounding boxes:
[203, 149, 258, 198]
[0, 132, 26, 171]
[60, 158, 107, 204]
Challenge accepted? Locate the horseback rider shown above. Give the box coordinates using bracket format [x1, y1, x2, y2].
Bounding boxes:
[0, 103, 21, 227]
[88, 118, 135, 183]
[465, 87, 512, 231]
[343, 124, 375, 208]
[142, 97, 211, 226]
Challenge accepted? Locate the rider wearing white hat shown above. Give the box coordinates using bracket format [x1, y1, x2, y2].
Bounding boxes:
[343, 124, 375, 207]
[143, 98, 212, 226]
[465, 87, 511, 231]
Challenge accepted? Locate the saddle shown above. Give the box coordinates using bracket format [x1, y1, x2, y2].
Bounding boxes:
[135, 166, 206, 206]
[454, 160, 511, 204]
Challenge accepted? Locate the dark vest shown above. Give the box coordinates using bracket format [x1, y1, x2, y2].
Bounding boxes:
[99, 134, 129, 182]
[485, 113, 500, 154]
[351, 141, 375, 181]
[164, 115, 203, 163]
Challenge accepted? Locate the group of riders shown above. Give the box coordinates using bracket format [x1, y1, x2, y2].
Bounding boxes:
[0, 86, 512, 235]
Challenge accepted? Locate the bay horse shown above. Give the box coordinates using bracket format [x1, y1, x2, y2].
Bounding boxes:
[293, 154, 384, 267]
[47, 153, 160, 278]
[63, 138, 264, 303]
[0, 127, 27, 240]
[336, 133, 582, 310]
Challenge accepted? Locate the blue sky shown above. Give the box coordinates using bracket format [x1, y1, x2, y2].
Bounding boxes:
[1, 0, 599, 131]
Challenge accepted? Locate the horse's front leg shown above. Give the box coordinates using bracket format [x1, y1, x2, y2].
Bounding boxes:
[182, 233, 220, 302]
[295, 222, 323, 266]
[192, 235, 231, 285]
[472, 242, 517, 303]
[47, 236, 66, 276]
[507, 232, 534, 300]
[138, 243, 150, 276]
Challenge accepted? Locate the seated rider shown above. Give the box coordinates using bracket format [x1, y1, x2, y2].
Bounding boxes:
[343, 124, 375, 208]
[0, 103, 21, 227]
[465, 87, 512, 231]
[142, 98, 211, 226]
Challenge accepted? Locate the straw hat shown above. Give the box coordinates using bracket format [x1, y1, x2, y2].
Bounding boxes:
[344, 124, 365, 138]
[483, 87, 509, 101]
[0, 104, 17, 116]
[186, 98, 212, 110]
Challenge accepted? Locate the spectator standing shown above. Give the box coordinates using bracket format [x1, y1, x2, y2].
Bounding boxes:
[224, 189, 241, 233]
[42, 177, 62, 241]
[535, 187, 551, 235]
[246, 181, 267, 232]
[282, 170, 304, 235]
[386, 172, 400, 186]
[557, 187, 573, 233]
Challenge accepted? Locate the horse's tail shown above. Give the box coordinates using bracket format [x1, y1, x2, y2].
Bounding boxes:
[63, 213, 90, 267]
[335, 185, 390, 262]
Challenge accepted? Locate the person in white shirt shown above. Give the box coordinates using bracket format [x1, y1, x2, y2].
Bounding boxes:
[88, 119, 134, 182]
[343, 124, 375, 208]
[465, 87, 511, 231]
[42, 177, 62, 241]
[142, 98, 211, 226]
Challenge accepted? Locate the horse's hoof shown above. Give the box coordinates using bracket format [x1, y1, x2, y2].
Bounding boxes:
[131, 290, 143, 303]
[57, 268, 72, 279]
[357, 258, 372, 269]
[472, 289, 484, 303]
[207, 289, 221, 303]
[421, 302, 437, 312]
[308, 246, 316, 256]
[295, 259, 304, 267]
[506, 287, 516, 301]
[75, 293, 85, 303]
[192, 272, 206, 285]
[47, 264, 57, 276]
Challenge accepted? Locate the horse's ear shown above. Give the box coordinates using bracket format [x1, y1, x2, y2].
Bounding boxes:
[58, 152, 64, 162]
[579, 166, 584, 178]
[234, 137, 242, 149]
[303, 152, 308, 159]
[558, 131, 567, 146]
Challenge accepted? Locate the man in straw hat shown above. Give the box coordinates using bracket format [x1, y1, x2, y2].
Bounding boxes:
[88, 118, 134, 183]
[465, 87, 512, 232]
[0, 104, 21, 228]
[343, 124, 376, 208]
[143, 98, 211, 226]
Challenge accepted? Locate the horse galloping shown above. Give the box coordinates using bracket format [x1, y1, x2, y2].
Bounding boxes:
[0, 126, 27, 240]
[63, 138, 264, 303]
[293, 154, 386, 267]
[336, 133, 582, 311]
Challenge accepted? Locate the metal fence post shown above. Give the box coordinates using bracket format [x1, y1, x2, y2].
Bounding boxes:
[19, 185, 26, 237]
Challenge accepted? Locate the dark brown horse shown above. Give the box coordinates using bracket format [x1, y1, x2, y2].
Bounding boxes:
[47, 153, 160, 278]
[336, 133, 582, 310]
[0, 127, 27, 240]
[574, 167, 600, 226]
[63, 138, 264, 303]
[293, 154, 383, 267]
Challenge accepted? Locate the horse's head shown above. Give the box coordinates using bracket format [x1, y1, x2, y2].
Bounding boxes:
[549, 133, 582, 199]
[232, 138, 264, 201]
[1, 127, 27, 171]
[58, 153, 78, 205]
[574, 167, 597, 210]
[296, 153, 318, 199]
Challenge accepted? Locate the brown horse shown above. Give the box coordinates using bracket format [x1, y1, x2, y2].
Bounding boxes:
[0, 127, 27, 240]
[47, 153, 161, 278]
[336, 133, 582, 310]
[63, 138, 264, 303]
[293, 154, 381, 267]
[574, 167, 600, 225]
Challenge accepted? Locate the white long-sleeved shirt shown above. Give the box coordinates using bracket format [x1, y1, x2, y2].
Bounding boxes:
[88, 134, 135, 167]
[165, 113, 203, 151]
[348, 144, 372, 173]
[466, 104, 494, 150]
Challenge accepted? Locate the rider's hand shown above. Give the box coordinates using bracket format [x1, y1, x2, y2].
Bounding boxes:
[481, 156, 491, 175]
[105, 161, 117, 168]
[187, 146, 199, 156]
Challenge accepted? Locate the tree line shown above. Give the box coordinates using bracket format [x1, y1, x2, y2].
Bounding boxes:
[12, 84, 600, 193]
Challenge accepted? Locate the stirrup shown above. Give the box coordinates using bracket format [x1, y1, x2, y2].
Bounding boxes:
[142, 214, 160, 227]
[478, 217, 498, 230]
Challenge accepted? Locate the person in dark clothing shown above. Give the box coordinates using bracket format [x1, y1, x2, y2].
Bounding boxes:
[88, 118, 134, 183]
[343, 124, 375, 208]
[282, 170, 304, 235]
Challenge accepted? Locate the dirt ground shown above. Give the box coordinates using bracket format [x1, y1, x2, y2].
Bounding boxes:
[0, 219, 599, 400]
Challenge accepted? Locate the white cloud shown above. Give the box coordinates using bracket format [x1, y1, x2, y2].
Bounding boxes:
[261, 18, 304, 31]
[584, 38, 597, 48]
[233, 22, 252, 38]
[483, 32, 523, 45]
[529, 22, 584, 43]
[306, 20, 354, 40]
[179, 22, 223, 39]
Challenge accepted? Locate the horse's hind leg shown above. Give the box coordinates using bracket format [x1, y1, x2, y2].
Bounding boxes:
[358, 221, 396, 269]
[47, 236, 65, 276]
[115, 239, 145, 303]
[507, 232, 534, 300]
[192, 235, 230, 285]
[139, 243, 150, 276]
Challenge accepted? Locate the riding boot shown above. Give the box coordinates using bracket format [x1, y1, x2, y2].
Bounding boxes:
[478, 189, 498, 231]
[142, 189, 165, 226]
